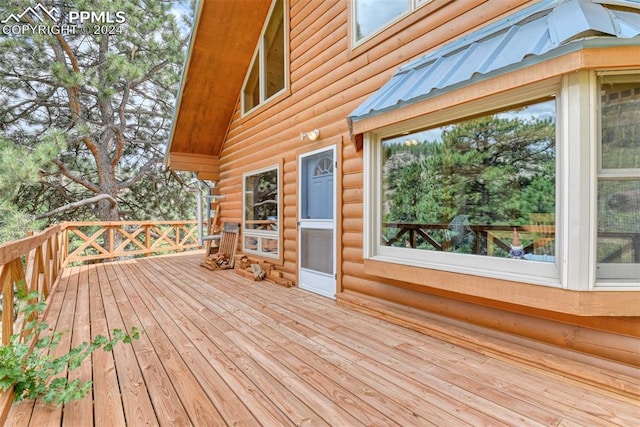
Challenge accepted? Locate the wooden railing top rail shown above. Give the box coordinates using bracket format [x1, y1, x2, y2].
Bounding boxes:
[0, 224, 62, 266]
[61, 220, 198, 227]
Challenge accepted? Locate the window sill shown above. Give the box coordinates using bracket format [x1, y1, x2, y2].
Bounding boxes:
[239, 88, 291, 123]
[363, 258, 640, 316]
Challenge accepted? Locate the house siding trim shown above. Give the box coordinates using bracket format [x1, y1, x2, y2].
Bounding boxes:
[350, 44, 640, 139]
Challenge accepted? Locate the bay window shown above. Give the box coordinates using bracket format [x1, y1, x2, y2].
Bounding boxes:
[364, 71, 640, 290]
[366, 93, 560, 286]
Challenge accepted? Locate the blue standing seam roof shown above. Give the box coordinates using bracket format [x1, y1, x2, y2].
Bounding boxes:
[348, 0, 640, 123]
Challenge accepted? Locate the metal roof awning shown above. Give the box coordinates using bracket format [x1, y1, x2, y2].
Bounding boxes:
[348, 0, 640, 135]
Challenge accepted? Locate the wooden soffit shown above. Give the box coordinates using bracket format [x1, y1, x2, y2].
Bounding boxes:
[166, 0, 272, 173]
[166, 152, 220, 181]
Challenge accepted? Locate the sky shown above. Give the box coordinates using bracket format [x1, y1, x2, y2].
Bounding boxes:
[383, 99, 556, 145]
[354, 0, 409, 40]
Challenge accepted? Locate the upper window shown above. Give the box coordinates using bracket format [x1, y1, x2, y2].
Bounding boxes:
[597, 75, 640, 282]
[353, 0, 431, 44]
[243, 166, 280, 258]
[242, 0, 287, 114]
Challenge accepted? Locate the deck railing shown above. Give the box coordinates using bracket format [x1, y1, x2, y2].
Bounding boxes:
[382, 222, 555, 256]
[64, 220, 200, 264]
[0, 220, 200, 421]
[0, 224, 66, 418]
[0, 225, 65, 345]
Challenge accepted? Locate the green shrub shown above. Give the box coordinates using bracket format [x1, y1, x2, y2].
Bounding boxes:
[0, 283, 139, 405]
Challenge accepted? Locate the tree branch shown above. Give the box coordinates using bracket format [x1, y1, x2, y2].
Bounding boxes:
[110, 127, 125, 168]
[53, 159, 100, 194]
[34, 194, 117, 220]
[130, 59, 170, 90]
[118, 158, 158, 190]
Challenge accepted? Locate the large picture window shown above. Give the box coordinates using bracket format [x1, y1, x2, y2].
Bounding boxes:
[364, 72, 640, 290]
[243, 166, 280, 258]
[381, 100, 556, 261]
[597, 75, 640, 281]
[365, 95, 560, 286]
[242, 0, 287, 114]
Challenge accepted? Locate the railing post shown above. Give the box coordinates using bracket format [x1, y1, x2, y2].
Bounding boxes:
[108, 226, 115, 256]
[145, 225, 151, 257]
[1, 263, 13, 345]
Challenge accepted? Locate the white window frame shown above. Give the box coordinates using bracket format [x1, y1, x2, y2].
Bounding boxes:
[594, 71, 640, 289]
[242, 164, 281, 259]
[351, 0, 432, 46]
[241, 0, 289, 116]
[364, 71, 640, 291]
[363, 81, 565, 288]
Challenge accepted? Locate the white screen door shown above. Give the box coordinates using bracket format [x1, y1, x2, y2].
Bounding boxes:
[298, 147, 336, 298]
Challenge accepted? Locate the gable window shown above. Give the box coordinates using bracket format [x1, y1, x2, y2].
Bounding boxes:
[243, 166, 280, 259]
[597, 74, 640, 283]
[242, 0, 287, 114]
[352, 0, 431, 44]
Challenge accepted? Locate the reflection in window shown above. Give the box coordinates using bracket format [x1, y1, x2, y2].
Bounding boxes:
[381, 100, 556, 262]
[354, 0, 409, 42]
[243, 167, 279, 258]
[242, 0, 286, 113]
[597, 79, 640, 280]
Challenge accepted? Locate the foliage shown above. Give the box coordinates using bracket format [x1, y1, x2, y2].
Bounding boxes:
[382, 105, 556, 253]
[0, 283, 140, 404]
[0, 0, 197, 242]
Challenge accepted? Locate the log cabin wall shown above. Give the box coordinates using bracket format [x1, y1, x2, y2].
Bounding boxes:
[212, 0, 640, 366]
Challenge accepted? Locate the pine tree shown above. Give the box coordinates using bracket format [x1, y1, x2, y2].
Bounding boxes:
[0, 0, 196, 241]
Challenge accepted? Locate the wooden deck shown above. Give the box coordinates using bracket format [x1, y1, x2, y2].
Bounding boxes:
[5, 252, 639, 426]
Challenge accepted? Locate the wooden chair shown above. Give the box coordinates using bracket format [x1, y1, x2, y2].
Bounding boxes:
[200, 222, 240, 270]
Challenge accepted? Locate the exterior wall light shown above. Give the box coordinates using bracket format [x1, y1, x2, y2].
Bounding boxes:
[300, 129, 320, 141]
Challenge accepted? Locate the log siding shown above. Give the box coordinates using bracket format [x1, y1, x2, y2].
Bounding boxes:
[184, 0, 640, 365]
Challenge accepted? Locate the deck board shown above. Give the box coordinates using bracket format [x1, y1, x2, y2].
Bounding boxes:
[6, 252, 640, 426]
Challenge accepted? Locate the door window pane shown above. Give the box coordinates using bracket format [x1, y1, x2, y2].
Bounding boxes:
[301, 153, 334, 220]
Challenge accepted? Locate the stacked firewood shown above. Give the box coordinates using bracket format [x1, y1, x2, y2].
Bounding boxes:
[200, 252, 231, 270]
[235, 255, 293, 287]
